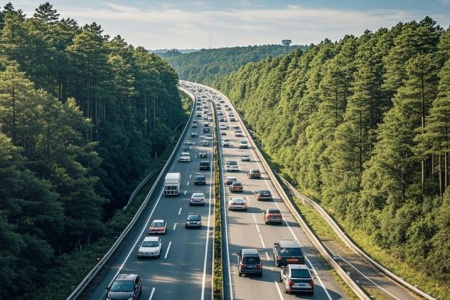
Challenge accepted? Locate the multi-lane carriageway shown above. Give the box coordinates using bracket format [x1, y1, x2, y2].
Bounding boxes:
[82, 81, 423, 300]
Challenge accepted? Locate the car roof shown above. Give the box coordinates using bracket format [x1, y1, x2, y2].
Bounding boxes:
[278, 239, 300, 247]
[192, 192, 204, 196]
[116, 274, 138, 281]
[241, 248, 259, 255]
[288, 264, 309, 270]
[143, 236, 160, 242]
[187, 214, 201, 218]
[231, 197, 245, 202]
[152, 219, 165, 223]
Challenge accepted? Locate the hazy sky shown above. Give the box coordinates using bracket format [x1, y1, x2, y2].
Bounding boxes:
[14, 0, 450, 50]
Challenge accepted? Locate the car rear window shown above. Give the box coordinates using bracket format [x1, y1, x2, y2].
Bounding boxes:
[280, 247, 303, 256]
[243, 257, 260, 263]
[291, 269, 310, 278]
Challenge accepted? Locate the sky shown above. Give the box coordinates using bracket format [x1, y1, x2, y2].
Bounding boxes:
[13, 0, 450, 50]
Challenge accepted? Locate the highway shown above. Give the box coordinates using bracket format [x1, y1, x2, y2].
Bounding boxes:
[81, 81, 423, 300]
[85, 90, 216, 299]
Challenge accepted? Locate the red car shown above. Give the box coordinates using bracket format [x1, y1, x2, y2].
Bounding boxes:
[148, 219, 167, 234]
[263, 208, 283, 224]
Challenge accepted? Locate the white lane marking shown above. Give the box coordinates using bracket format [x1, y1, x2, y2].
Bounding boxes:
[164, 242, 172, 259]
[149, 287, 156, 299]
[187, 181, 190, 186]
[178, 207, 182, 215]
[265, 252, 270, 261]
[173, 223, 177, 230]
[252, 214, 265, 248]
[274, 281, 283, 299]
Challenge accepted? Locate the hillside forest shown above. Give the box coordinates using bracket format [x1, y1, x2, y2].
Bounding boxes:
[158, 44, 306, 86]
[0, 2, 186, 298]
[213, 17, 450, 297]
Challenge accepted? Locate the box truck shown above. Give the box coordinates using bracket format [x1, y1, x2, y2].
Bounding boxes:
[164, 173, 181, 196]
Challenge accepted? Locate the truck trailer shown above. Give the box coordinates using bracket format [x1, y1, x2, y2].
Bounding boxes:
[164, 172, 181, 196]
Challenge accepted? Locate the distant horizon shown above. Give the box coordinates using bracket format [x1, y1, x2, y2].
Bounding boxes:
[18, 1, 450, 50]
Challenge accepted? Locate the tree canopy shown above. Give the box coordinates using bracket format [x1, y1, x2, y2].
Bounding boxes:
[0, 2, 185, 298]
[214, 18, 450, 298]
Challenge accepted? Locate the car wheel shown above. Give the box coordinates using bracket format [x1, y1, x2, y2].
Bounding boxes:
[238, 272, 242, 277]
[279, 275, 283, 283]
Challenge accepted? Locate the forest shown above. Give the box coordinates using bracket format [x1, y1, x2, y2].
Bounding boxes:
[213, 17, 450, 297]
[158, 44, 306, 85]
[0, 2, 186, 299]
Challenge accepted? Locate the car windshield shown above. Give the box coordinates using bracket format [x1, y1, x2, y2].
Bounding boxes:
[226, 161, 237, 165]
[260, 190, 271, 195]
[152, 222, 164, 227]
[291, 269, 311, 278]
[142, 241, 159, 247]
[192, 193, 204, 197]
[111, 281, 134, 292]
[187, 215, 201, 221]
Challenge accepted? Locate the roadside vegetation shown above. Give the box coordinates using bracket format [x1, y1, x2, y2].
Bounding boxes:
[213, 17, 450, 299]
[0, 3, 186, 299]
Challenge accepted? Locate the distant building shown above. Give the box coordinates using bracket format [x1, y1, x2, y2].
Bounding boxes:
[282, 39, 292, 47]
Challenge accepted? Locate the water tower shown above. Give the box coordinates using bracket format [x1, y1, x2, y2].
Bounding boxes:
[282, 39, 292, 47]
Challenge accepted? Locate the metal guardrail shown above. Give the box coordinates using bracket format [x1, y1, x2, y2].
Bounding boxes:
[281, 179, 436, 300]
[66, 87, 197, 300]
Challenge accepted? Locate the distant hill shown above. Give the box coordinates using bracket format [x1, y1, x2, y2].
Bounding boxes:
[157, 45, 306, 85]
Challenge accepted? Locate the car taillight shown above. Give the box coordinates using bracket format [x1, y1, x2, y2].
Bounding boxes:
[239, 263, 244, 268]
[288, 280, 294, 287]
[277, 255, 281, 260]
[257, 263, 262, 269]
[309, 280, 314, 287]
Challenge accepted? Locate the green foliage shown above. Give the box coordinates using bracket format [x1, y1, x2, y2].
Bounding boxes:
[0, 3, 185, 298]
[214, 18, 450, 297]
[158, 44, 306, 85]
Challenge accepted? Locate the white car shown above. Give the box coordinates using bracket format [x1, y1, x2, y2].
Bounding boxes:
[225, 160, 239, 172]
[179, 152, 191, 162]
[137, 236, 162, 258]
[241, 154, 251, 161]
[228, 197, 248, 211]
[190, 192, 206, 206]
[234, 130, 244, 137]
[219, 124, 227, 130]
[239, 140, 249, 149]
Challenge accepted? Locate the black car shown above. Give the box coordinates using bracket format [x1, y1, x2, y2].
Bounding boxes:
[237, 249, 263, 276]
[106, 274, 142, 300]
[194, 174, 206, 185]
[199, 161, 211, 170]
[273, 240, 305, 267]
[185, 214, 202, 228]
[255, 190, 272, 201]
